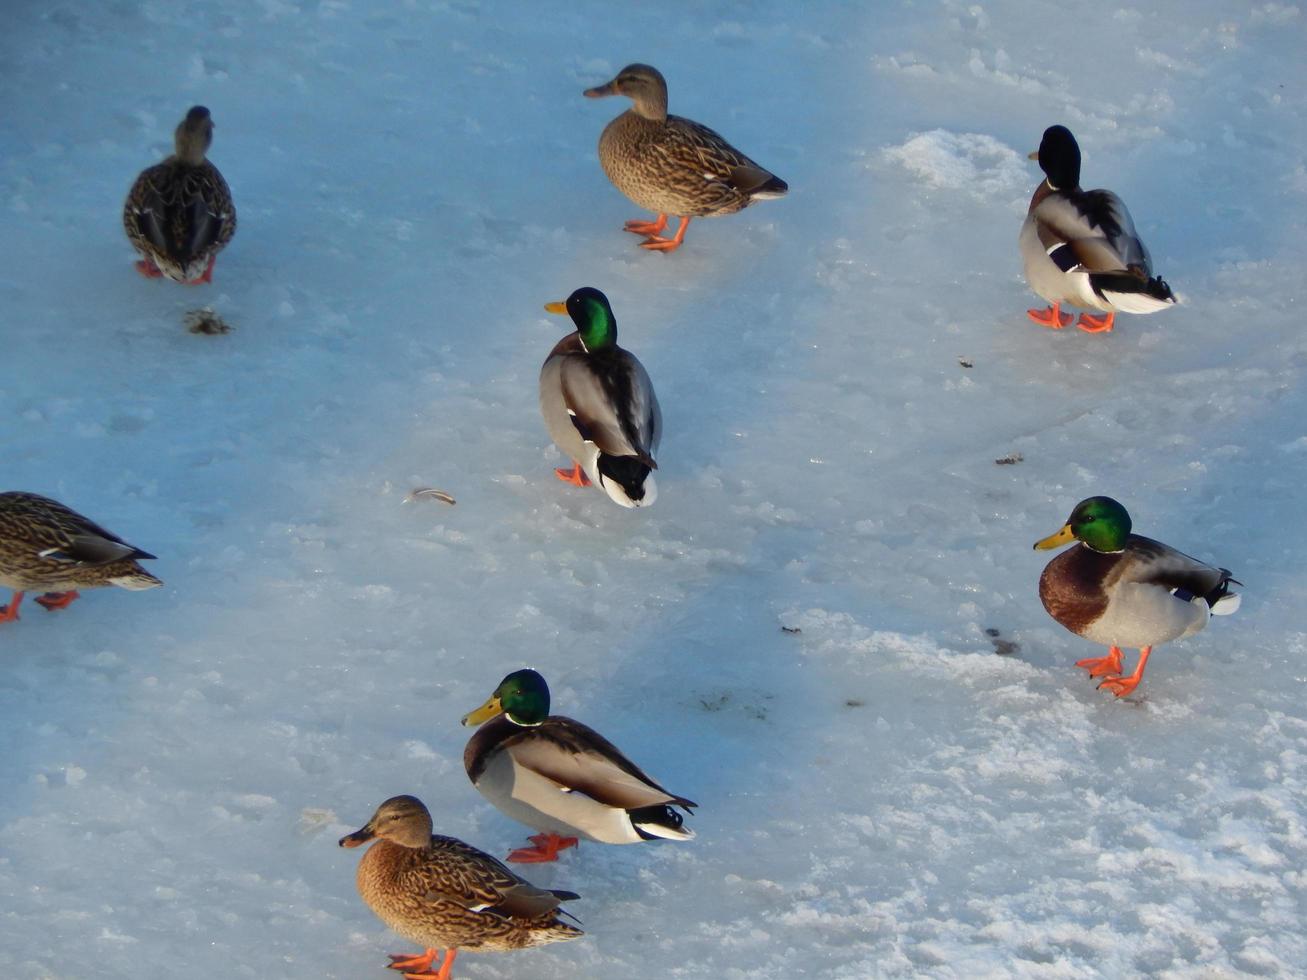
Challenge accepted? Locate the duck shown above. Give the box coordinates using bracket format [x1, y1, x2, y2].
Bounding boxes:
[123, 106, 236, 284]
[340, 795, 582, 980]
[540, 287, 661, 509]
[461, 669, 697, 863]
[1019, 125, 1176, 333]
[0, 492, 162, 624]
[583, 63, 787, 253]
[1034, 496, 1240, 697]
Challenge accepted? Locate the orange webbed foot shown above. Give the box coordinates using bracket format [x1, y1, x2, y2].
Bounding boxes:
[507, 832, 578, 863]
[35, 591, 80, 612]
[1098, 674, 1142, 698]
[1077, 312, 1115, 333]
[1027, 304, 1072, 329]
[0, 591, 23, 623]
[134, 258, 164, 279]
[639, 236, 684, 252]
[1096, 646, 1152, 699]
[1075, 646, 1123, 679]
[624, 214, 668, 237]
[637, 216, 690, 253]
[388, 950, 437, 973]
[554, 464, 591, 487]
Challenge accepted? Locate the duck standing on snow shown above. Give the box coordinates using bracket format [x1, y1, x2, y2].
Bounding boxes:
[462, 669, 697, 863]
[340, 795, 582, 980]
[123, 106, 236, 284]
[0, 492, 161, 623]
[1034, 496, 1240, 697]
[1020, 125, 1175, 333]
[583, 63, 787, 253]
[540, 287, 661, 509]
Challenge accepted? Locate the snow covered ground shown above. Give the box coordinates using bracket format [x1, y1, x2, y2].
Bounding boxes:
[2, 0, 1306, 976]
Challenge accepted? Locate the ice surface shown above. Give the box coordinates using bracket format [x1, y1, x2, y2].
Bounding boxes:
[1, 0, 1305, 977]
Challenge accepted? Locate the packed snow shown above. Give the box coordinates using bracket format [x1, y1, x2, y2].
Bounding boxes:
[2, 0, 1306, 977]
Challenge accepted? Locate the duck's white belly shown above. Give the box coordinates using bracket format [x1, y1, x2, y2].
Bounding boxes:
[1019, 216, 1111, 312]
[476, 751, 643, 845]
[1081, 582, 1210, 649]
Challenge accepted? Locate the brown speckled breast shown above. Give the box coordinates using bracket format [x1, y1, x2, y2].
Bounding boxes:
[1038, 544, 1120, 637]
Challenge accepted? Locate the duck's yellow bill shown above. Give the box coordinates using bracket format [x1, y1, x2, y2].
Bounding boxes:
[544, 301, 568, 315]
[461, 695, 503, 727]
[1033, 524, 1075, 550]
[1027, 149, 1040, 160]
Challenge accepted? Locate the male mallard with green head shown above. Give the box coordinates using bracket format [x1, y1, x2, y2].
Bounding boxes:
[1020, 125, 1175, 333]
[540, 287, 661, 509]
[123, 106, 236, 284]
[339, 795, 582, 980]
[1034, 496, 1240, 697]
[0, 492, 161, 623]
[462, 669, 696, 863]
[583, 63, 787, 253]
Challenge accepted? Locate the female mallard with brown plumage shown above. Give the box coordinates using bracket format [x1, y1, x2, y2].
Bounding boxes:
[462, 669, 696, 863]
[1020, 125, 1175, 333]
[1034, 496, 1240, 697]
[339, 795, 582, 980]
[0, 492, 161, 623]
[583, 63, 787, 253]
[123, 106, 236, 284]
[540, 287, 661, 509]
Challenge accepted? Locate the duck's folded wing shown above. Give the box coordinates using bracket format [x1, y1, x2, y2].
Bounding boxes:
[423, 837, 572, 918]
[507, 719, 691, 809]
[1128, 535, 1230, 597]
[559, 358, 657, 467]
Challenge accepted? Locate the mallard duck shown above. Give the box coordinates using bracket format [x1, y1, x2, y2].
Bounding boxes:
[583, 63, 787, 252]
[1020, 125, 1176, 333]
[123, 106, 236, 284]
[1034, 496, 1240, 697]
[540, 287, 661, 509]
[340, 795, 582, 980]
[0, 492, 161, 624]
[461, 669, 696, 863]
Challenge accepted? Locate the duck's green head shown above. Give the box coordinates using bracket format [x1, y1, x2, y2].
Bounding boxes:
[1034, 496, 1132, 554]
[545, 286, 617, 352]
[175, 105, 214, 166]
[1029, 125, 1081, 191]
[461, 668, 551, 728]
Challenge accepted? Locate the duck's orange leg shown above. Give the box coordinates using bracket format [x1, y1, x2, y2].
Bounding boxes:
[134, 258, 164, 279]
[1077, 312, 1115, 333]
[1027, 302, 1072, 328]
[508, 832, 578, 863]
[35, 591, 80, 611]
[624, 213, 667, 237]
[388, 950, 436, 973]
[1075, 646, 1123, 679]
[640, 216, 692, 253]
[1098, 646, 1152, 698]
[0, 591, 24, 623]
[554, 464, 591, 487]
[388, 947, 456, 979]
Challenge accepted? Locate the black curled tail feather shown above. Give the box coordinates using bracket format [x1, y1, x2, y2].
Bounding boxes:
[628, 804, 687, 840]
[1204, 569, 1240, 608]
[596, 454, 653, 502]
[1089, 270, 1176, 303]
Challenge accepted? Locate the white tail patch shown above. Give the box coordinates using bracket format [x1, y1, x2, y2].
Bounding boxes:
[599, 473, 657, 509]
[633, 821, 694, 841]
[1211, 593, 1241, 616]
[749, 189, 787, 201]
[110, 572, 163, 591]
[1099, 289, 1177, 315]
